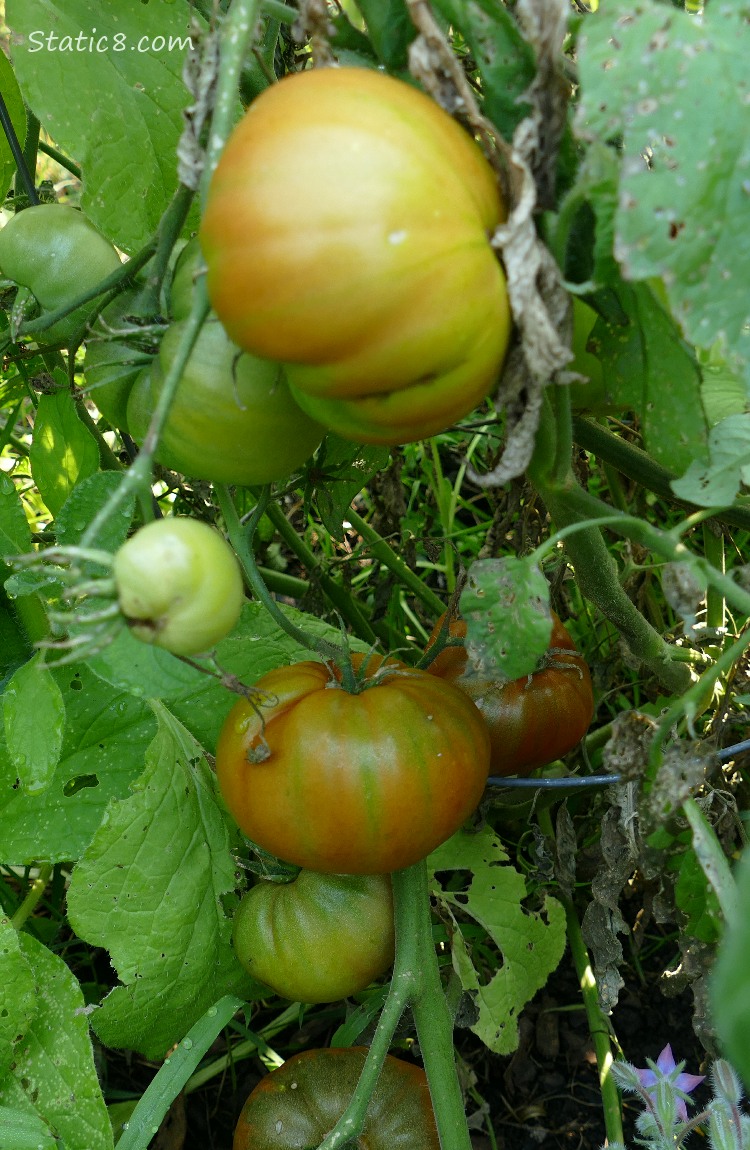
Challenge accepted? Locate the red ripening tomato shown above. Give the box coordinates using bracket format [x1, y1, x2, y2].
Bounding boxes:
[200, 66, 511, 445]
[426, 612, 594, 777]
[215, 653, 491, 874]
[233, 1047, 439, 1150]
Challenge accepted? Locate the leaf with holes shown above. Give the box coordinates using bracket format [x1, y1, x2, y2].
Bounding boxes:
[429, 826, 566, 1054]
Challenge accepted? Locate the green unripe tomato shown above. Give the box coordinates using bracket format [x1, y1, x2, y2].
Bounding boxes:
[113, 518, 244, 656]
[83, 288, 158, 431]
[168, 236, 201, 322]
[127, 319, 325, 486]
[232, 871, 394, 1004]
[0, 204, 121, 347]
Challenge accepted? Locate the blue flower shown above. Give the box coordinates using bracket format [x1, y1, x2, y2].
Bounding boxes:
[634, 1043, 705, 1123]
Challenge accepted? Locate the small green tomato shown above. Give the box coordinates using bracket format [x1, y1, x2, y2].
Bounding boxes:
[113, 518, 244, 656]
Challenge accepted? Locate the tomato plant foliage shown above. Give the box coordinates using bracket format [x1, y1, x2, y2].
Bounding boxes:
[1, 0, 749, 1147]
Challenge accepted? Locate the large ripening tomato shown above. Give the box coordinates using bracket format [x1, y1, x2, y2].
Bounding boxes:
[0, 204, 121, 347]
[126, 319, 325, 486]
[232, 871, 394, 1003]
[427, 612, 594, 777]
[233, 1047, 439, 1150]
[215, 654, 491, 874]
[200, 67, 511, 445]
[113, 517, 245, 656]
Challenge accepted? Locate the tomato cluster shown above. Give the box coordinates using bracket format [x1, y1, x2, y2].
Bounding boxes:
[426, 611, 594, 776]
[200, 67, 511, 445]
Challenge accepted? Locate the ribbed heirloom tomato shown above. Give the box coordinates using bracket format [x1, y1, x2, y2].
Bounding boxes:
[232, 871, 394, 1003]
[215, 655, 491, 874]
[233, 1048, 439, 1150]
[427, 612, 594, 776]
[200, 66, 511, 445]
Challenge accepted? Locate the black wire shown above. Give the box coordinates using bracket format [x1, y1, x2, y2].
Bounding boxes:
[485, 738, 750, 791]
[0, 92, 38, 206]
[486, 774, 621, 790]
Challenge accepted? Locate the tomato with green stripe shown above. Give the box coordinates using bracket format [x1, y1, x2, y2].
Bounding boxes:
[215, 653, 491, 874]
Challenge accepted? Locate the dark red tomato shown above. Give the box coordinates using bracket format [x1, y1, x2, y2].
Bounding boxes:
[215, 653, 491, 874]
[233, 1047, 439, 1150]
[232, 871, 394, 1003]
[426, 612, 594, 777]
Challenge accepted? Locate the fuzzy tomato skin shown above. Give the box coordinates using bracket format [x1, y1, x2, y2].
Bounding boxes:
[126, 319, 325, 486]
[232, 871, 394, 1003]
[427, 612, 594, 777]
[113, 518, 244, 656]
[200, 67, 510, 443]
[215, 657, 491, 874]
[233, 1047, 439, 1150]
[0, 204, 121, 346]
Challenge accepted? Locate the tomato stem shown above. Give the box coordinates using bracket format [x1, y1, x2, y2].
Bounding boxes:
[401, 860, 474, 1150]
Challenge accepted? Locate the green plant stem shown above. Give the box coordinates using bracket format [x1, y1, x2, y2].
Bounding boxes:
[262, 499, 381, 647]
[408, 860, 473, 1150]
[135, 182, 195, 314]
[116, 995, 245, 1150]
[646, 626, 750, 780]
[703, 522, 726, 635]
[183, 1003, 301, 1094]
[260, 0, 296, 23]
[346, 506, 446, 617]
[524, 395, 690, 690]
[17, 241, 156, 343]
[21, 111, 40, 199]
[37, 141, 82, 179]
[80, 287, 211, 548]
[316, 860, 471, 1150]
[216, 484, 339, 659]
[10, 864, 53, 930]
[573, 415, 750, 534]
[74, 396, 122, 472]
[200, 0, 262, 212]
[563, 896, 625, 1145]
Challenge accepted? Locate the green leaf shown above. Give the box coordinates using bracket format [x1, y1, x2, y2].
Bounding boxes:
[66, 705, 258, 1060]
[6, 0, 205, 254]
[0, 474, 31, 559]
[313, 436, 390, 541]
[55, 471, 135, 551]
[0, 1106, 58, 1150]
[459, 557, 551, 681]
[352, 0, 416, 69]
[0, 918, 36, 1080]
[592, 282, 708, 474]
[0, 662, 156, 865]
[576, 0, 750, 390]
[0, 50, 27, 205]
[433, 0, 535, 141]
[0, 931, 113, 1150]
[29, 390, 100, 518]
[711, 845, 750, 1091]
[671, 414, 750, 508]
[673, 847, 721, 945]
[3, 653, 65, 795]
[429, 826, 566, 1055]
